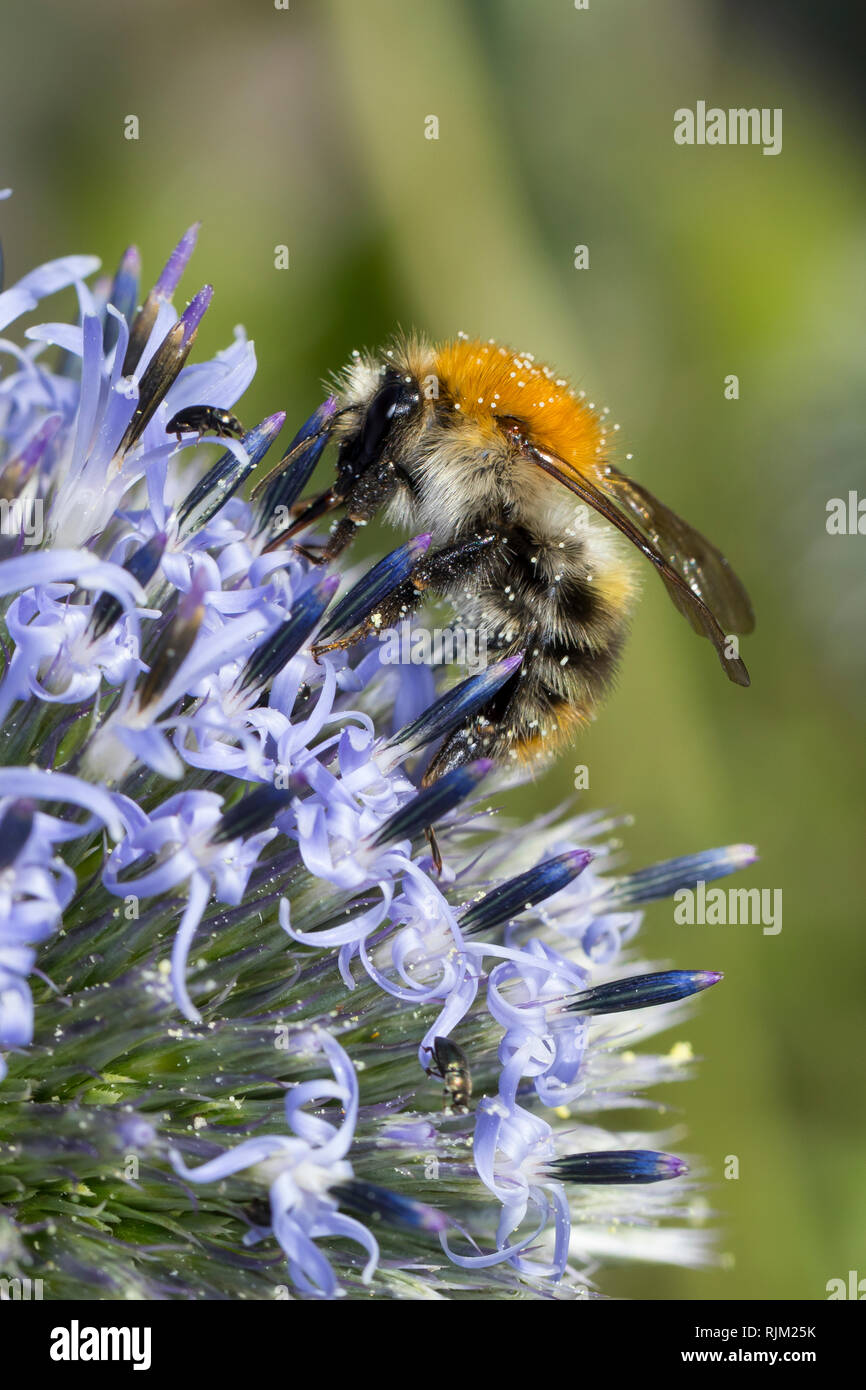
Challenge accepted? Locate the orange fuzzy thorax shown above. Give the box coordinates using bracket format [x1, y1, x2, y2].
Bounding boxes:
[432, 338, 610, 476]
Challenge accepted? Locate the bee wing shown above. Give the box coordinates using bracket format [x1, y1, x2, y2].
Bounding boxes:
[603, 467, 755, 637]
[525, 443, 752, 687]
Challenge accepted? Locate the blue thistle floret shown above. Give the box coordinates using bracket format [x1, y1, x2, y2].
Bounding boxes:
[0, 215, 757, 1299]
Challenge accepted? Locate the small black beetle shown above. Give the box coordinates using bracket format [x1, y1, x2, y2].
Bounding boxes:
[166, 404, 243, 443]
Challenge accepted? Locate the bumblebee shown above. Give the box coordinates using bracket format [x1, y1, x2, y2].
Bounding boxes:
[286, 335, 754, 784]
[425, 1035, 472, 1112]
[166, 404, 244, 443]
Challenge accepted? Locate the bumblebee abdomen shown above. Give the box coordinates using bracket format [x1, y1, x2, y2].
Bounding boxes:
[447, 529, 632, 765]
[476, 634, 627, 764]
[454, 521, 632, 670]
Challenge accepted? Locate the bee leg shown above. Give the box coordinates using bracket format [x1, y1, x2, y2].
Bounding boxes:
[312, 575, 428, 654]
[422, 660, 522, 785]
[314, 532, 502, 656]
[286, 492, 327, 520]
[273, 487, 345, 543]
[282, 461, 401, 564]
[422, 719, 495, 783]
[315, 514, 360, 562]
[316, 459, 404, 562]
[293, 515, 358, 565]
[424, 824, 444, 875]
[406, 532, 508, 875]
[293, 542, 329, 566]
[418, 719, 498, 873]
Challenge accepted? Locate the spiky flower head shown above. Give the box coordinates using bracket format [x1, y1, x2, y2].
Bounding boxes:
[0, 209, 756, 1299]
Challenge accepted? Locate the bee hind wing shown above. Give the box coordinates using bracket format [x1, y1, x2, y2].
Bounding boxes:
[525, 443, 752, 687]
[605, 468, 755, 637]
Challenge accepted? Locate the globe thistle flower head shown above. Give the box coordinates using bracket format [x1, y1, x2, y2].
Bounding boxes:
[0, 214, 758, 1299]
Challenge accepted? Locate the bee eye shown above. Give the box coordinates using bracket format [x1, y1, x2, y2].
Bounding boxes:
[365, 376, 415, 434]
[347, 375, 420, 474]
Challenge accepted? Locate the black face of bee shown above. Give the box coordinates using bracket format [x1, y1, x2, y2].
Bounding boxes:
[428, 1035, 472, 1111]
[336, 370, 421, 493]
[166, 405, 244, 441]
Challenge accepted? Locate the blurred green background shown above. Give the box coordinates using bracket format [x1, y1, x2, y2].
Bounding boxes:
[2, 0, 864, 1300]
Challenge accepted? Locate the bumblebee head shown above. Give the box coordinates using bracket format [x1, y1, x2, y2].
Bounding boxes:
[334, 364, 423, 492]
